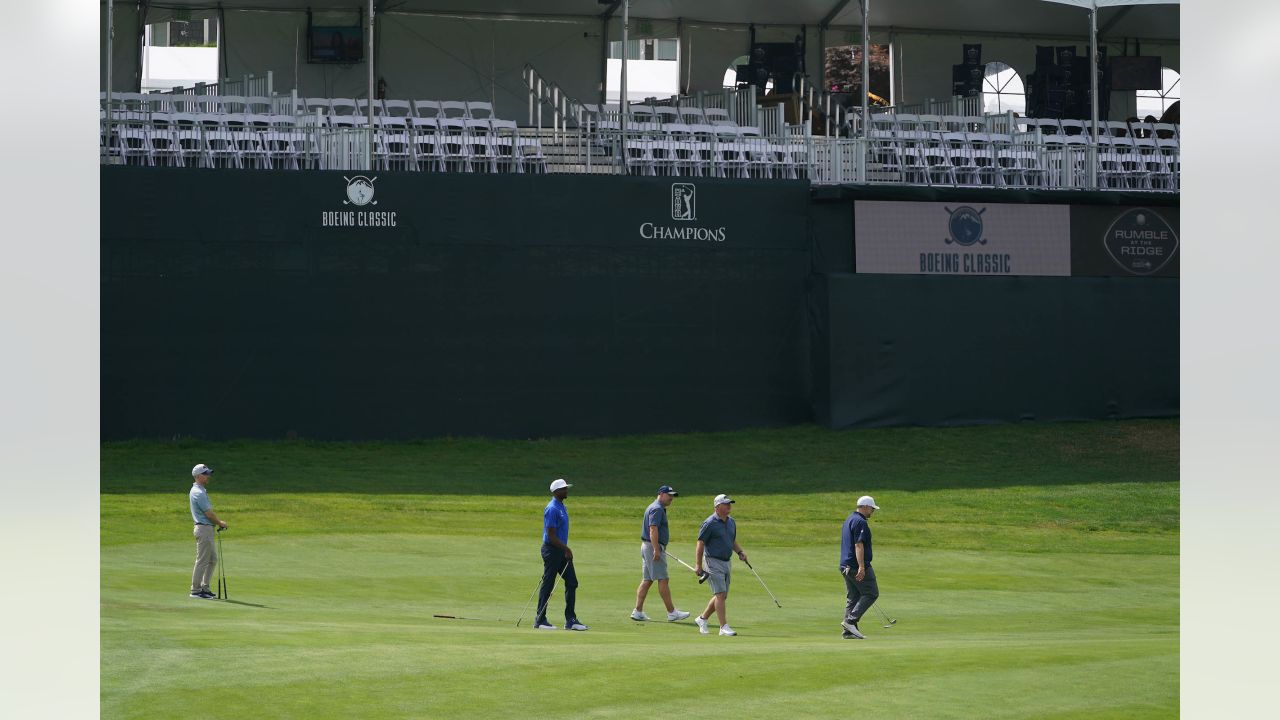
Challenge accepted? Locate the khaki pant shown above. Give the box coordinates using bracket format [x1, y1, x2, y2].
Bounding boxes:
[191, 524, 218, 593]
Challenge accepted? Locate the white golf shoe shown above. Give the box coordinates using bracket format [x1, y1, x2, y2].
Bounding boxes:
[695, 616, 710, 635]
[719, 624, 737, 636]
[630, 610, 650, 621]
[840, 620, 865, 639]
[667, 609, 690, 622]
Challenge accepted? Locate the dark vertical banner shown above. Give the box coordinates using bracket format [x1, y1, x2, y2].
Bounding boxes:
[811, 273, 1179, 428]
[102, 167, 813, 440]
[1071, 206, 1180, 277]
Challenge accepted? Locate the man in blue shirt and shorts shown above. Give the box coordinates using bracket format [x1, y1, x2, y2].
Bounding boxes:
[631, 485, 691, 622]
[693, 494, 748, 636]
[534, 479, 588, 631]
[839, 495, 880, 639]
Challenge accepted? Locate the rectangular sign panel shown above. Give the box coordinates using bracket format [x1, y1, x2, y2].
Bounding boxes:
[1071, 206, 1180, 277]
[854, 201, 1072, 276]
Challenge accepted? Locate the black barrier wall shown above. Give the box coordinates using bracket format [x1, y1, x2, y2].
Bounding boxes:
[809, 273, 1179, 428]
[102, 167, 812, 440]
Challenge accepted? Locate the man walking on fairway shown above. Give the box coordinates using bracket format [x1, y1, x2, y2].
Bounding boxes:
[188, 464, 228, 599]
[839, 495, 880, 639]
[631, 485, 691, 622]
[534, 479, 588, 631]
[694, 494, 747, 636]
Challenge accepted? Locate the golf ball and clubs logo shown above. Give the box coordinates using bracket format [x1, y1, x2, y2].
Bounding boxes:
[343, 175, 378, 206]
[944, 206, 987, 246]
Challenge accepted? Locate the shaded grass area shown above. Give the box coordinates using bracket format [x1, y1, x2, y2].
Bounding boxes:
[102, 419, 1178, 495]
[102, 421, 1178, 719]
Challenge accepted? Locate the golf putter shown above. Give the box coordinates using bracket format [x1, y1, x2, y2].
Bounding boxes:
[216, 526, 228, 600]
[876, 604, 898, 627]
[662, 550, 709, 583]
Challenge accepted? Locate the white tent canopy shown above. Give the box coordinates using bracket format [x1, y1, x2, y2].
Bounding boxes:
[102, 0, 1178, 119]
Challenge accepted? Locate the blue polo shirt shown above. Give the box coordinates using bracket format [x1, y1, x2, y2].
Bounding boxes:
[641, 499, 669, 546]
[840, 511, 873, 569]
[697, 513, 736, 561]
[190, 483, 213, 525]
[543, 497, 569, 545]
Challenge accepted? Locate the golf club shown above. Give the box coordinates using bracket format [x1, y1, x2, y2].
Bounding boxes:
[515, 576, 544, 627]
[216, 527, 228, 600]
[742, 558, 781, 608]
[662, 549, 708, 583]
[527, 556, 573, 622]
[876, 603, 897, 627]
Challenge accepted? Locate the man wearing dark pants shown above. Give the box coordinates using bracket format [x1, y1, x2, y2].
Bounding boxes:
[534, 478, 588, 631]
[839, 495, 880, 639]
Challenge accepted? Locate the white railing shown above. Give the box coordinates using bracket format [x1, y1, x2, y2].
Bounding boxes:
[872, 95, 982, 117]
[99, 112, 1178, 192]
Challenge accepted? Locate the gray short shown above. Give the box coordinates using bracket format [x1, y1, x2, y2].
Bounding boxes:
[641, 542, 668, 581]
[705, 555, 731, 594]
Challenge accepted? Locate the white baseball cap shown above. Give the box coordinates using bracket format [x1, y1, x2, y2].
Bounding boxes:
[192, 464, 213, 477]
[857, 495, 880, 509]
[549, 478, 572, 492]
[714, 493, 735, 507]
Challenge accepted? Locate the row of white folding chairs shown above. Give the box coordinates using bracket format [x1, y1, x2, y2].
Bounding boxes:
[298, 97, 495, 120]
[585, 103, 735, 129]
[621, 136, 808, 180]
[870, 113, 989, 134]
[104, 110, 302, 129]
[868, 132, 1176, 190]
[1022, 117, 1180, 142]
[102, 92, 284, 115]
[102, 121, 546, 174]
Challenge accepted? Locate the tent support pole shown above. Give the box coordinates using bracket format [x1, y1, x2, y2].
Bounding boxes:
[861, 0, 869, 138]
[1089, 6, 1099, 188]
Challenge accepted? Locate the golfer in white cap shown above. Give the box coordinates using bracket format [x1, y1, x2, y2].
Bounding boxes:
[533, 478, 588, 631]
[838, 495, 880, 639]
[188, 464, 228, 599]
[693, 493, 748, 636]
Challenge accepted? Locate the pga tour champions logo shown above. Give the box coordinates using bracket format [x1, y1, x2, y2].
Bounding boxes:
[639, 183, 725, 242]
[1103, 208, 1178, 275]
[944, 206, 987, 246]
[671, 183, 696, 221]
[321, 176, 398, 227]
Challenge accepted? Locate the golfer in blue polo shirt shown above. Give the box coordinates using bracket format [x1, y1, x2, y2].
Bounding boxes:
[839, 495, 881, 639]
[630, 485, 691, 622]
[533, 479, 588, 631]
[693, 494, 748, 636]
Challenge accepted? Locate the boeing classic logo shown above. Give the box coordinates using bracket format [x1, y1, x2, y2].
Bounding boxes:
[639, 183, 727, 242]
[1103, 208, 1178, 275]
[921, 205, 1011, 273]
[944, 206, 987, 246]
[321, 176, 398, 227]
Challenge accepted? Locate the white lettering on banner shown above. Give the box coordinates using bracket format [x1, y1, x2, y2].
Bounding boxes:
[639, 222, 727, 242]
[856, 200, 1071, 277]
[321, 177, 399, 228]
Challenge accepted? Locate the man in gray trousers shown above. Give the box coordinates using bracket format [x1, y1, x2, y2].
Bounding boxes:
[839, 495, 880, 639]
[189, 464, 228, 599]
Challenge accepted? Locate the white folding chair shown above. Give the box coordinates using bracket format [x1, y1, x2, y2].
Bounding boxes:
[383, 99, 413, 118]
[412, 99, 442, 118]
[439, 100, 469, 119]
[465, 101, 494, 119]
[305, 98, 333, 116]
[203, 129, 241, 168]
[329, 98, 358, 116]
[356, 98, 384, 118]
[148, 126, 184, 167]
[437, 117, 472, 172]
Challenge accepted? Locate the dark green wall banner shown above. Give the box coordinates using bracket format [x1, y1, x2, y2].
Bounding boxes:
[1071, 206, 1180, 277]
[102, 167, 812, 440]
[810, 273, 1179, 428]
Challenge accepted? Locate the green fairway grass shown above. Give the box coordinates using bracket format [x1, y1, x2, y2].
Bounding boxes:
[101, 420, 1178, 719]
